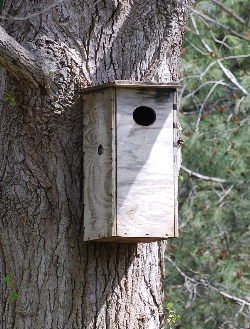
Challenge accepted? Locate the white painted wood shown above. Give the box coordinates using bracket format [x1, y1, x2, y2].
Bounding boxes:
[82, 83, 177, 242]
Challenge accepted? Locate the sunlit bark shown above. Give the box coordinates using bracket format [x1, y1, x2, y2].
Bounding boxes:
[0, 1, 191, 327]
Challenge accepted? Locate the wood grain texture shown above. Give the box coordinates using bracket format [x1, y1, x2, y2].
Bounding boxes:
[83, 88, 116, 240]
[173, 91, 179, 237]
[83, 84, 177, 242]
[116, 87, 175, 239]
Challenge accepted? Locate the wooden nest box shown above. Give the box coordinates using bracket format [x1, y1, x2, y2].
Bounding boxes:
[82, 81, 180, 242]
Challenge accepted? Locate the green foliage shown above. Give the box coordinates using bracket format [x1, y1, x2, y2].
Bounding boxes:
[4, 274, 19, 302]
[164, 303, 181, 328]
[165, 1, 250, 328]
[4, 91, 17, 106]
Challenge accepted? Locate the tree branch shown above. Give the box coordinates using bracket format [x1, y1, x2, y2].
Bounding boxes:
[181, 165, 227, 183]
[182, 81, 233, 101]
[165, 256, 250, 307]
[186, 15, 250, 98]
[0, 25, 45, 89]
[176, 1, 250, 42]
[217, 60, 250, 97]
[0, 0, 66, 21]
[195, 79, 224, 133]
[181, 61, 216, 81]
[210, 0, 250, 29]
[0, 0, 102, 22]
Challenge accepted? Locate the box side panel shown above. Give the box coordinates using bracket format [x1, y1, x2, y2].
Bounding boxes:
[83, 88, 116, 241]
[173, 91, 179, 237]
[116, 88, 175, 238]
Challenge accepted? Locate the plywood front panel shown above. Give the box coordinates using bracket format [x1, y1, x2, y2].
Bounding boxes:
[82, 88, 116, 241]
[116, 88, 175, 238]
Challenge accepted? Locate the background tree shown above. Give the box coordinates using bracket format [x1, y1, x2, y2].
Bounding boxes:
[0, 1, 192, 328]
[165, 1, 250, 328]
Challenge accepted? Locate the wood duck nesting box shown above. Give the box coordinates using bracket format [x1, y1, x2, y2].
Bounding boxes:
[82, 81, 180, 242]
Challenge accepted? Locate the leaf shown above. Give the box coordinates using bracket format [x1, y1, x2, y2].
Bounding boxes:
[8, 291, 19, 302]
[4, 274, 14, 282]
[11, 292, 19, 300]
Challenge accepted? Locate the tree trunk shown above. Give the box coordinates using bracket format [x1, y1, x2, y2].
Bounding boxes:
[0, 1, 191, 328]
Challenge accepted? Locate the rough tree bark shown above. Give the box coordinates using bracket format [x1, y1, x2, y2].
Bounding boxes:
[0, 1, 192, 328]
